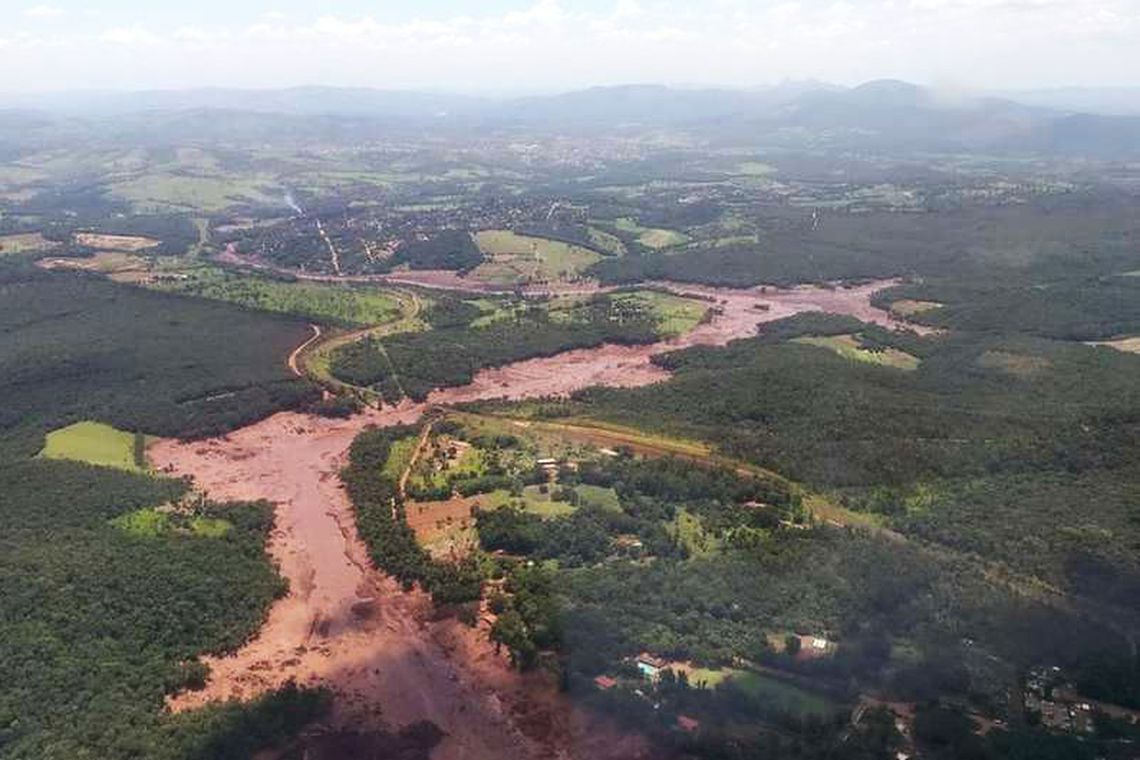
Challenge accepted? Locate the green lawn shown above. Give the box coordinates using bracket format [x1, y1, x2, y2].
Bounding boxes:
[521, 485, 578, 517]
[39, 421, 144, 472]
[730, 671, 841, 718]
[575, 484, 622, 511]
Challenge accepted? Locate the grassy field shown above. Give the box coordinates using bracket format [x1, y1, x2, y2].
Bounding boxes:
[730, 671, 841, 718]
[888, 298, 943, 317]
[0, 232, 57, 255]
[39, 421, 144, 472]
[520, 485, 578, 518]
[382, 435, 420, 482]
[614, 218, 690, 250]
[472, 229, 601, 284]
[588, 226, 627, 255]
[111, 507, 233, 538]
[611, 290, 708, 336]
[575, 484, 622, 511]
[149, 267, 404, 326]
[110, 173, 279, 213]
[457, 483, 619, 518]
[794, 334, 921, 370]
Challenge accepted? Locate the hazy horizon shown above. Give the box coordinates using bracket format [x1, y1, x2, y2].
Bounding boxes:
[2, 0, 1137, 94]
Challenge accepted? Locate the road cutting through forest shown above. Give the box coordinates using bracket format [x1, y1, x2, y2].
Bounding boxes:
[150, 278, 914, 760]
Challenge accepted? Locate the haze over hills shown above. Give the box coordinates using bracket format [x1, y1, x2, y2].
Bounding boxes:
[3, 79, 1140, 158]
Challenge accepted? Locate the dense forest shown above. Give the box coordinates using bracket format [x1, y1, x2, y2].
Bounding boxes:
[0, 263, 325, 759]
[591, 197, 1140, 299]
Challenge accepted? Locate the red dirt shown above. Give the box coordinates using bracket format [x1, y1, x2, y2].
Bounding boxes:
[424, 279, 919, 404]
[151, 277, 915, 759]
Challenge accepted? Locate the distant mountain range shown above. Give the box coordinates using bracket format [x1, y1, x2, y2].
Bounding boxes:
[3, 80, 1140, 157]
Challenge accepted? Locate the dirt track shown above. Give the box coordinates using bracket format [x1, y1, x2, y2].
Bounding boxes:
[151, 278, 912, 759]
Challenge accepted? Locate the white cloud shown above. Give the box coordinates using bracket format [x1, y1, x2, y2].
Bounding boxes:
[99, 27, 162, 46]
[23, 4, 64, 18]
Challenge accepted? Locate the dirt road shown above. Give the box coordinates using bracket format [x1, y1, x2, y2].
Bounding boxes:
[152, 278, 912, 759]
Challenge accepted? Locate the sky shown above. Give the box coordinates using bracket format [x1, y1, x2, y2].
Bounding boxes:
[1, 0, 1137, 93]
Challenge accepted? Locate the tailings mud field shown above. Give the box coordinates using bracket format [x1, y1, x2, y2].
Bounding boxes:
[151, 279, 914, 759]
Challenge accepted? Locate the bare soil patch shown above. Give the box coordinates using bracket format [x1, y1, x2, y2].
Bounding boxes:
[74, 231, 161, 251]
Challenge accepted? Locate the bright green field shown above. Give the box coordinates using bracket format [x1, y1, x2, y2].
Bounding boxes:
[475, 483, 620, 518]
[794, 334, 920, 371]
[472, 229, 602, 284]
[39, 421, 143, 472]
[149, 268, 404, 326]
[111, 508, 233, 538]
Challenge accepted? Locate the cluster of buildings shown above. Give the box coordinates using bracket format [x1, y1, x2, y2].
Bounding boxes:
[1023, 666, 1095, 734]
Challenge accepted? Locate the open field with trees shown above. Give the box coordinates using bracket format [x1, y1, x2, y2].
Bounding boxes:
[148, 267, 405, 326]
[472, 229, 602, 284]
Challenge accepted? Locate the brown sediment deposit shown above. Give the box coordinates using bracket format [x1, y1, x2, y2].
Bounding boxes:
[152, 277, 919, 759]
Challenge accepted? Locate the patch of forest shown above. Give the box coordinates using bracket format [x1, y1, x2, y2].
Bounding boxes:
[590, 198, 1140, 291]
[0, 262, 316, 449]
[392, 229, 484, 272]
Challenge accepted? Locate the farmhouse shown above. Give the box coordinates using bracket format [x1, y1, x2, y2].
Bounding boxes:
[635, 653, 667, 680]
[594, 675, 618, 690]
